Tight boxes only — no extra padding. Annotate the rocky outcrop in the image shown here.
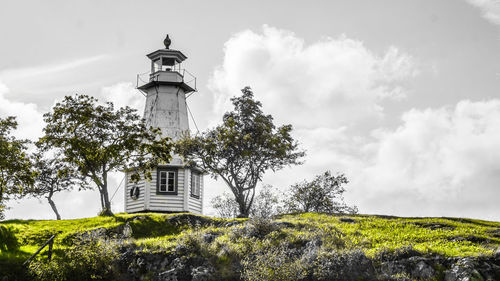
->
[377,254,500,281]
[114,244,500,281]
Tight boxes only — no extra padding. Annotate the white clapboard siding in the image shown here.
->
[124,172,146,213]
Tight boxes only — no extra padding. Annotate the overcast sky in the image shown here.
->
[2,0,499,221]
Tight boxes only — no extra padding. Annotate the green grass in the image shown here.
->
[277,213,500,257]
[1,212,500,266]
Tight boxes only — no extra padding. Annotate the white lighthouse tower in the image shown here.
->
[124,35,203,214]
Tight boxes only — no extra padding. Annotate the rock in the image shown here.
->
[380,260,407,277]
[494,249,500,259]
[175,244,189,255]
[339,218,356,223]
[202,233,217,243]
[412,260,435,279]
[314,250,376,281]
[302,239,322,263]
[223,220,241,227]
[450,236,491,244]
[121,222,133,238]
[191,265,215,281]
[445,258,484,281]
[158,268,177,281]
[272,221,294,228]
[78,227,108,241]
[167,214,215,227]
[413,222,456,231]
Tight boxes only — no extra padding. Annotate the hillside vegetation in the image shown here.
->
[1,213,500,280]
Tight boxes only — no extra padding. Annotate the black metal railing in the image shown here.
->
[23,234,56,265]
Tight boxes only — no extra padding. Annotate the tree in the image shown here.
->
[0,116,34,220]
[177,87,304,217]
[211,184,281,219]
[27,152,85,220]
[250,184,280,219]
[283,171,358,214]
[39,95,173,215]
[210,192,239,219]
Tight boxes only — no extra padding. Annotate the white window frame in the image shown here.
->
[157,168,177,194]
[191,172,201,198]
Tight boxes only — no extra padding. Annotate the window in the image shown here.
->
[191,171,201,198]
[157,168,177,194]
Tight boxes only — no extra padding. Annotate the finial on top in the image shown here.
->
[164,34,171,49]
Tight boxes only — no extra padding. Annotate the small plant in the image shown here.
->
[248,217,277,238]
[0,225,19,252]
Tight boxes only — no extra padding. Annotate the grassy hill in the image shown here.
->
[1,213,500,280]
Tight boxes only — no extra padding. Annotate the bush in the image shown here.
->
[0,225,19,252]
[242,244,308,281]
[211,192,239,219]
[250,184,280,219]
[283,171,358,214]
[212,185,282,219]
[28,239,118,281]
[0,203,6,220]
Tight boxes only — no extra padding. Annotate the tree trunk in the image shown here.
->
[102,186,111,212]
[99,172,113,216]
[236,194,249,218]
[47,192,61,220]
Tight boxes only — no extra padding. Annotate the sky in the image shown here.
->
[1,0,499,221]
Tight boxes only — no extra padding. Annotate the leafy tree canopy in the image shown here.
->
[26,151,87,220]
[284,171,358,214]
[39,95,173,215]
[177,87,305,217]
[0,116,34,219]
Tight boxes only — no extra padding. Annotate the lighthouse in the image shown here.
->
[124,35,203,214]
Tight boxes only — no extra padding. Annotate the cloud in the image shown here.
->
[100,82,145,113]
[466,0,500,25]
[209,25,417,129]
[0,55,109,82]
[351,99,500,220]
[0,81,44,141]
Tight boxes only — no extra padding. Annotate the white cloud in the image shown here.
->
[0,81,43,141]
[101,82,145,113]
[351,99,500,220]
[209,25,417,129]
[466,0,500,25]
[0,55,109,82]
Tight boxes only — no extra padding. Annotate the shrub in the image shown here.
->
[242,244,308,281]
[250,184,281,219]
[0,203,6,220]
[211,192,239,219]
[0,225,19,252]
[28,239,118,281]
[283,171,358,214]
[212,185,282,219]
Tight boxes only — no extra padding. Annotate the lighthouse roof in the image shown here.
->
[146,49,187,63]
